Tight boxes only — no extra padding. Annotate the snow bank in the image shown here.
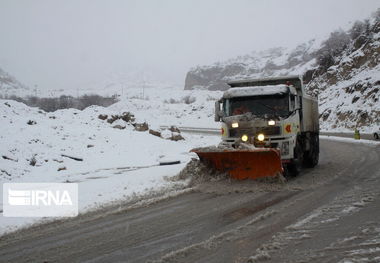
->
[108,86,222,129]
[0,98,221,235]
[320,135,380,146]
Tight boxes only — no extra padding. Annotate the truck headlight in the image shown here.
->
[281,141,289,155]
[257,133,265,141]
[241,134,248,142]
[232,122,239,128]
[268,120,276,126]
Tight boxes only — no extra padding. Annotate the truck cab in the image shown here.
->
[215,75,319,175]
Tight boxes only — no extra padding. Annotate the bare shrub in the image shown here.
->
[182,95,196,104]
[164,98,180,104]
[29,156,37,166]
[316,29,350,71]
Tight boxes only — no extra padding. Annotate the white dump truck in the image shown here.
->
[193,75,319,179]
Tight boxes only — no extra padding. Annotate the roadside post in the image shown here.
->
[354,129,361,140]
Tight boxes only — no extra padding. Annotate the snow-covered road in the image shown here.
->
[1,139,379,263]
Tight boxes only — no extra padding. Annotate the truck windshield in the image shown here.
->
[226,94,289,117]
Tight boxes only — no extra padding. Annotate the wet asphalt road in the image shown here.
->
[0,139,379,263]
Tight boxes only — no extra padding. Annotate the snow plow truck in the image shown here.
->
[192,75,319,180]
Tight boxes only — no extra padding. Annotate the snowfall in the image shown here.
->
[0,85,378,236]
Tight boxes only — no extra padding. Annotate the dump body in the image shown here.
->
[301,97,319,132]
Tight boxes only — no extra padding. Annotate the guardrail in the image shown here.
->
[160,126,220,135]
[320,132,374,141]
[160,126,377,141]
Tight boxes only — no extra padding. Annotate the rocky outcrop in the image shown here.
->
[184,44,318,91]
[306,13,380,131]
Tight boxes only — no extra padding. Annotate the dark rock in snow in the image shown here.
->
[113,124,126,130]
[170,134,185,141]
[149,129,161,137]
[121,112,135,123]
[27,120,37,125]
[107,115,119,124]
[98,114,108,120]
[134,122,149,132]
[169,126,181,133]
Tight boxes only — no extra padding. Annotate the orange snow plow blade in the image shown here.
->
[191,149,283,180]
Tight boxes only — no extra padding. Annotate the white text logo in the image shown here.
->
[3,183,78,217]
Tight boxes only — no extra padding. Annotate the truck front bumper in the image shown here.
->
[221,135,296,159]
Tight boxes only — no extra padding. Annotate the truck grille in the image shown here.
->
[256,126,281,136]
[229,128,252,137]
[229,126,281,137]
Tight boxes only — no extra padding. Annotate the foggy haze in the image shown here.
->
[0,0,379,91]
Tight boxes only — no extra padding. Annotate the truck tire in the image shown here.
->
[374,133,379,140]
[303,134,319,168]
[287,140,303,176]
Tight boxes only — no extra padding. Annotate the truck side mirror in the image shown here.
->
[292,95,301,111]
[214,100,223,122]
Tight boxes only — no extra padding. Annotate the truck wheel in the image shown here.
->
[374,133,379,140]
[287,142,303,176]
[304,135,319,168]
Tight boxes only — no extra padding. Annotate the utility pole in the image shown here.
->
[142,81,145,100]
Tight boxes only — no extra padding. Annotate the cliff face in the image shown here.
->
[184,11,380,131]
[307,15,380,131]
[184,43,319,91]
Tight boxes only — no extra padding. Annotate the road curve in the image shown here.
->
[0,139,379,263]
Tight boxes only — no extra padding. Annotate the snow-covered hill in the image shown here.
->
[0,67,29,95]
[307,17,380,132]
[0,85,223,182]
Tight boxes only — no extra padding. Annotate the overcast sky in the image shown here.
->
[0,0,379,90]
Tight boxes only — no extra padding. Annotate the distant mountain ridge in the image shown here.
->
[184,39,320,91]
[0,67,29,95]
[184,10,380,131]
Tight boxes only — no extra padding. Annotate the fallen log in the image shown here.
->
[61,154,83,161]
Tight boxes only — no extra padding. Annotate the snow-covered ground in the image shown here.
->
[0,86,223,235]
[1,85,378,236]
[108,86,222,129]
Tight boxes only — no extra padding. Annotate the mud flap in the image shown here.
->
[191,149,283,180]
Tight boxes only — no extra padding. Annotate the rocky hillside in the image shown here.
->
[184,40,320,91]
[307,15,380,131]
[0,67,29,96]
[185,10,380,132]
